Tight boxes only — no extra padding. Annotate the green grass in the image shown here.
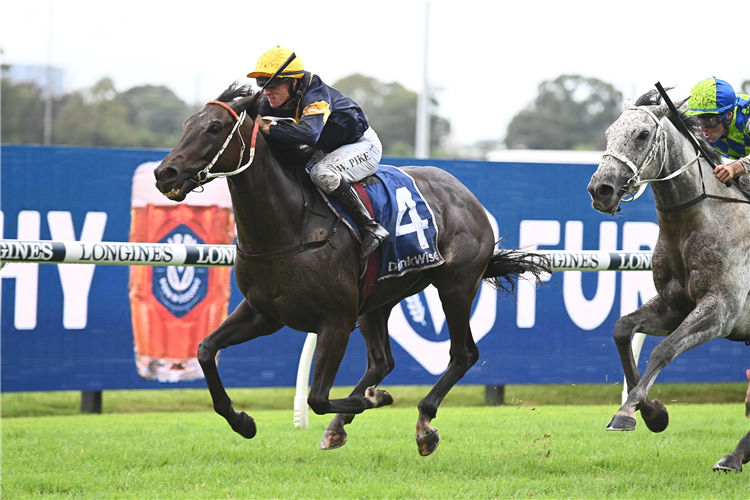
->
[2,404,749,499]
[2,383,747,418]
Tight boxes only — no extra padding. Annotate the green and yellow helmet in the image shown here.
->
[247,46,304,87]
[685,77,737,116]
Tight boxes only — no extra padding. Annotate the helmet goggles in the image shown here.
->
[696,113,725,129]
[256,76,293,89]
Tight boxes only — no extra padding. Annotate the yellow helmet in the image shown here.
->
[247,46,305,86]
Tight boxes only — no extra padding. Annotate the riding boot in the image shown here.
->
[332,181,389,260]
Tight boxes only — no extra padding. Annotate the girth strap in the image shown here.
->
[235,168,343,261]
[235,232,337,261]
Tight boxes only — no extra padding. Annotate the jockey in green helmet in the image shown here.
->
[685,77,750,185]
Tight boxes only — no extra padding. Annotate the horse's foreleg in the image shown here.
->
[306,321,388,417]
[608,295,682,432]
[610,295,729,433]
[198,299,281,439]
[321,306,395,450]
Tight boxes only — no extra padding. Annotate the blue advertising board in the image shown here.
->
[1,145,748,392]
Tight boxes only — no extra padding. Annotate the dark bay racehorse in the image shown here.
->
[587,89,750,471]
[153,83,548,456]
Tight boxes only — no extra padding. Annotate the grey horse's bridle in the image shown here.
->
[602,106,699,202]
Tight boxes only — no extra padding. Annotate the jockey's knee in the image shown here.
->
[310,164,342,194]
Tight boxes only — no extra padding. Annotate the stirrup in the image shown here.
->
[360,225,389,260]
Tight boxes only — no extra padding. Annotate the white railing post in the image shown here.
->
[293,332,317,428]
[623,332,647,404]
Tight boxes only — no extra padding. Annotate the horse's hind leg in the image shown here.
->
[320,305,396,450]
[714,372,750,472]
[714,430,750,472]
[198,299,282,439]
[415,280,481,456]
[607,295,682,432]
[306,317,395,417]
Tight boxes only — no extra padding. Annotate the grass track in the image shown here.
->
[2,383,747,418]
[2,403,749,499]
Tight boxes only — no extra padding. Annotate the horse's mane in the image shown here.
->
[215,82,320,169]
[215,81,255,103]
[634,88,724,166]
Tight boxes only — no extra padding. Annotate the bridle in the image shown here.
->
[192,100,260,185]
[604,105,750,213]
[189,99,343,262]
[602,106,700,203]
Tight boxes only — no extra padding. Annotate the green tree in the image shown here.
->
[1,78,46,144]
[117,85,194,148]
[332,73,450,157]
[54,78,136,147]
[52,78,194,148]
[0,51,39,142]
[505,75,623,150]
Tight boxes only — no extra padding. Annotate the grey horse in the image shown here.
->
[587,89,750,471]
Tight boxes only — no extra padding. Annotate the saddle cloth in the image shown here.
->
[320,165,444,282]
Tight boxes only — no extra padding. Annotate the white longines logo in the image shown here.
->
[388,208,499,375]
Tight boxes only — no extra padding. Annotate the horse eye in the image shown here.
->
[207,122,222,135]
[636,130,650,141]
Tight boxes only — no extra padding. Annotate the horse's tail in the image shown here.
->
[482,248,551,297]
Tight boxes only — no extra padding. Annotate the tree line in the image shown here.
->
[8,66,743,155]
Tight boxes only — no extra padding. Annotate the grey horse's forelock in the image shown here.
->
[634,88,666,107]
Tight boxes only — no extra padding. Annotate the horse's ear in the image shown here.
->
[233,94,260,114]
[623,99,633,110]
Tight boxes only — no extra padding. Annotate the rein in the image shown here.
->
[234,170,344,261]
[200,102,342,261]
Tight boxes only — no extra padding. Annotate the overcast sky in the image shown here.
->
[1,0,748,148]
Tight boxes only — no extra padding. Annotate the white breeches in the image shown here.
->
[309,127,382,194]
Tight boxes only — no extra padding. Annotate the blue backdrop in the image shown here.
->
[2,145,747,392]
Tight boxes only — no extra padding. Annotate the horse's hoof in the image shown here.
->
[365,386,394,408]
[319,429,347,450]
[641,399,669,433]
[416,427,440,456]
[606,414,636,431]
[713,454,743,472]
[231,411,257,439]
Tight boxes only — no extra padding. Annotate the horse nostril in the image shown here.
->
[597,185,614,199]
[158,168,178,182]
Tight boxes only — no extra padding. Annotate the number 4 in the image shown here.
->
[395,187,430,249]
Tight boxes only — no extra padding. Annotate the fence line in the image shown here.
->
[0,239,653,422]
[0,240,653,272]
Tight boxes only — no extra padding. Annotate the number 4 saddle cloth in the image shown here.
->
[320,165,445,282]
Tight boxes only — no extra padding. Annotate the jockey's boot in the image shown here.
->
[333,180,389,260]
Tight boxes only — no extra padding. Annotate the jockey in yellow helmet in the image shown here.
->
[248,46,388,261]
[686,77,750,185]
